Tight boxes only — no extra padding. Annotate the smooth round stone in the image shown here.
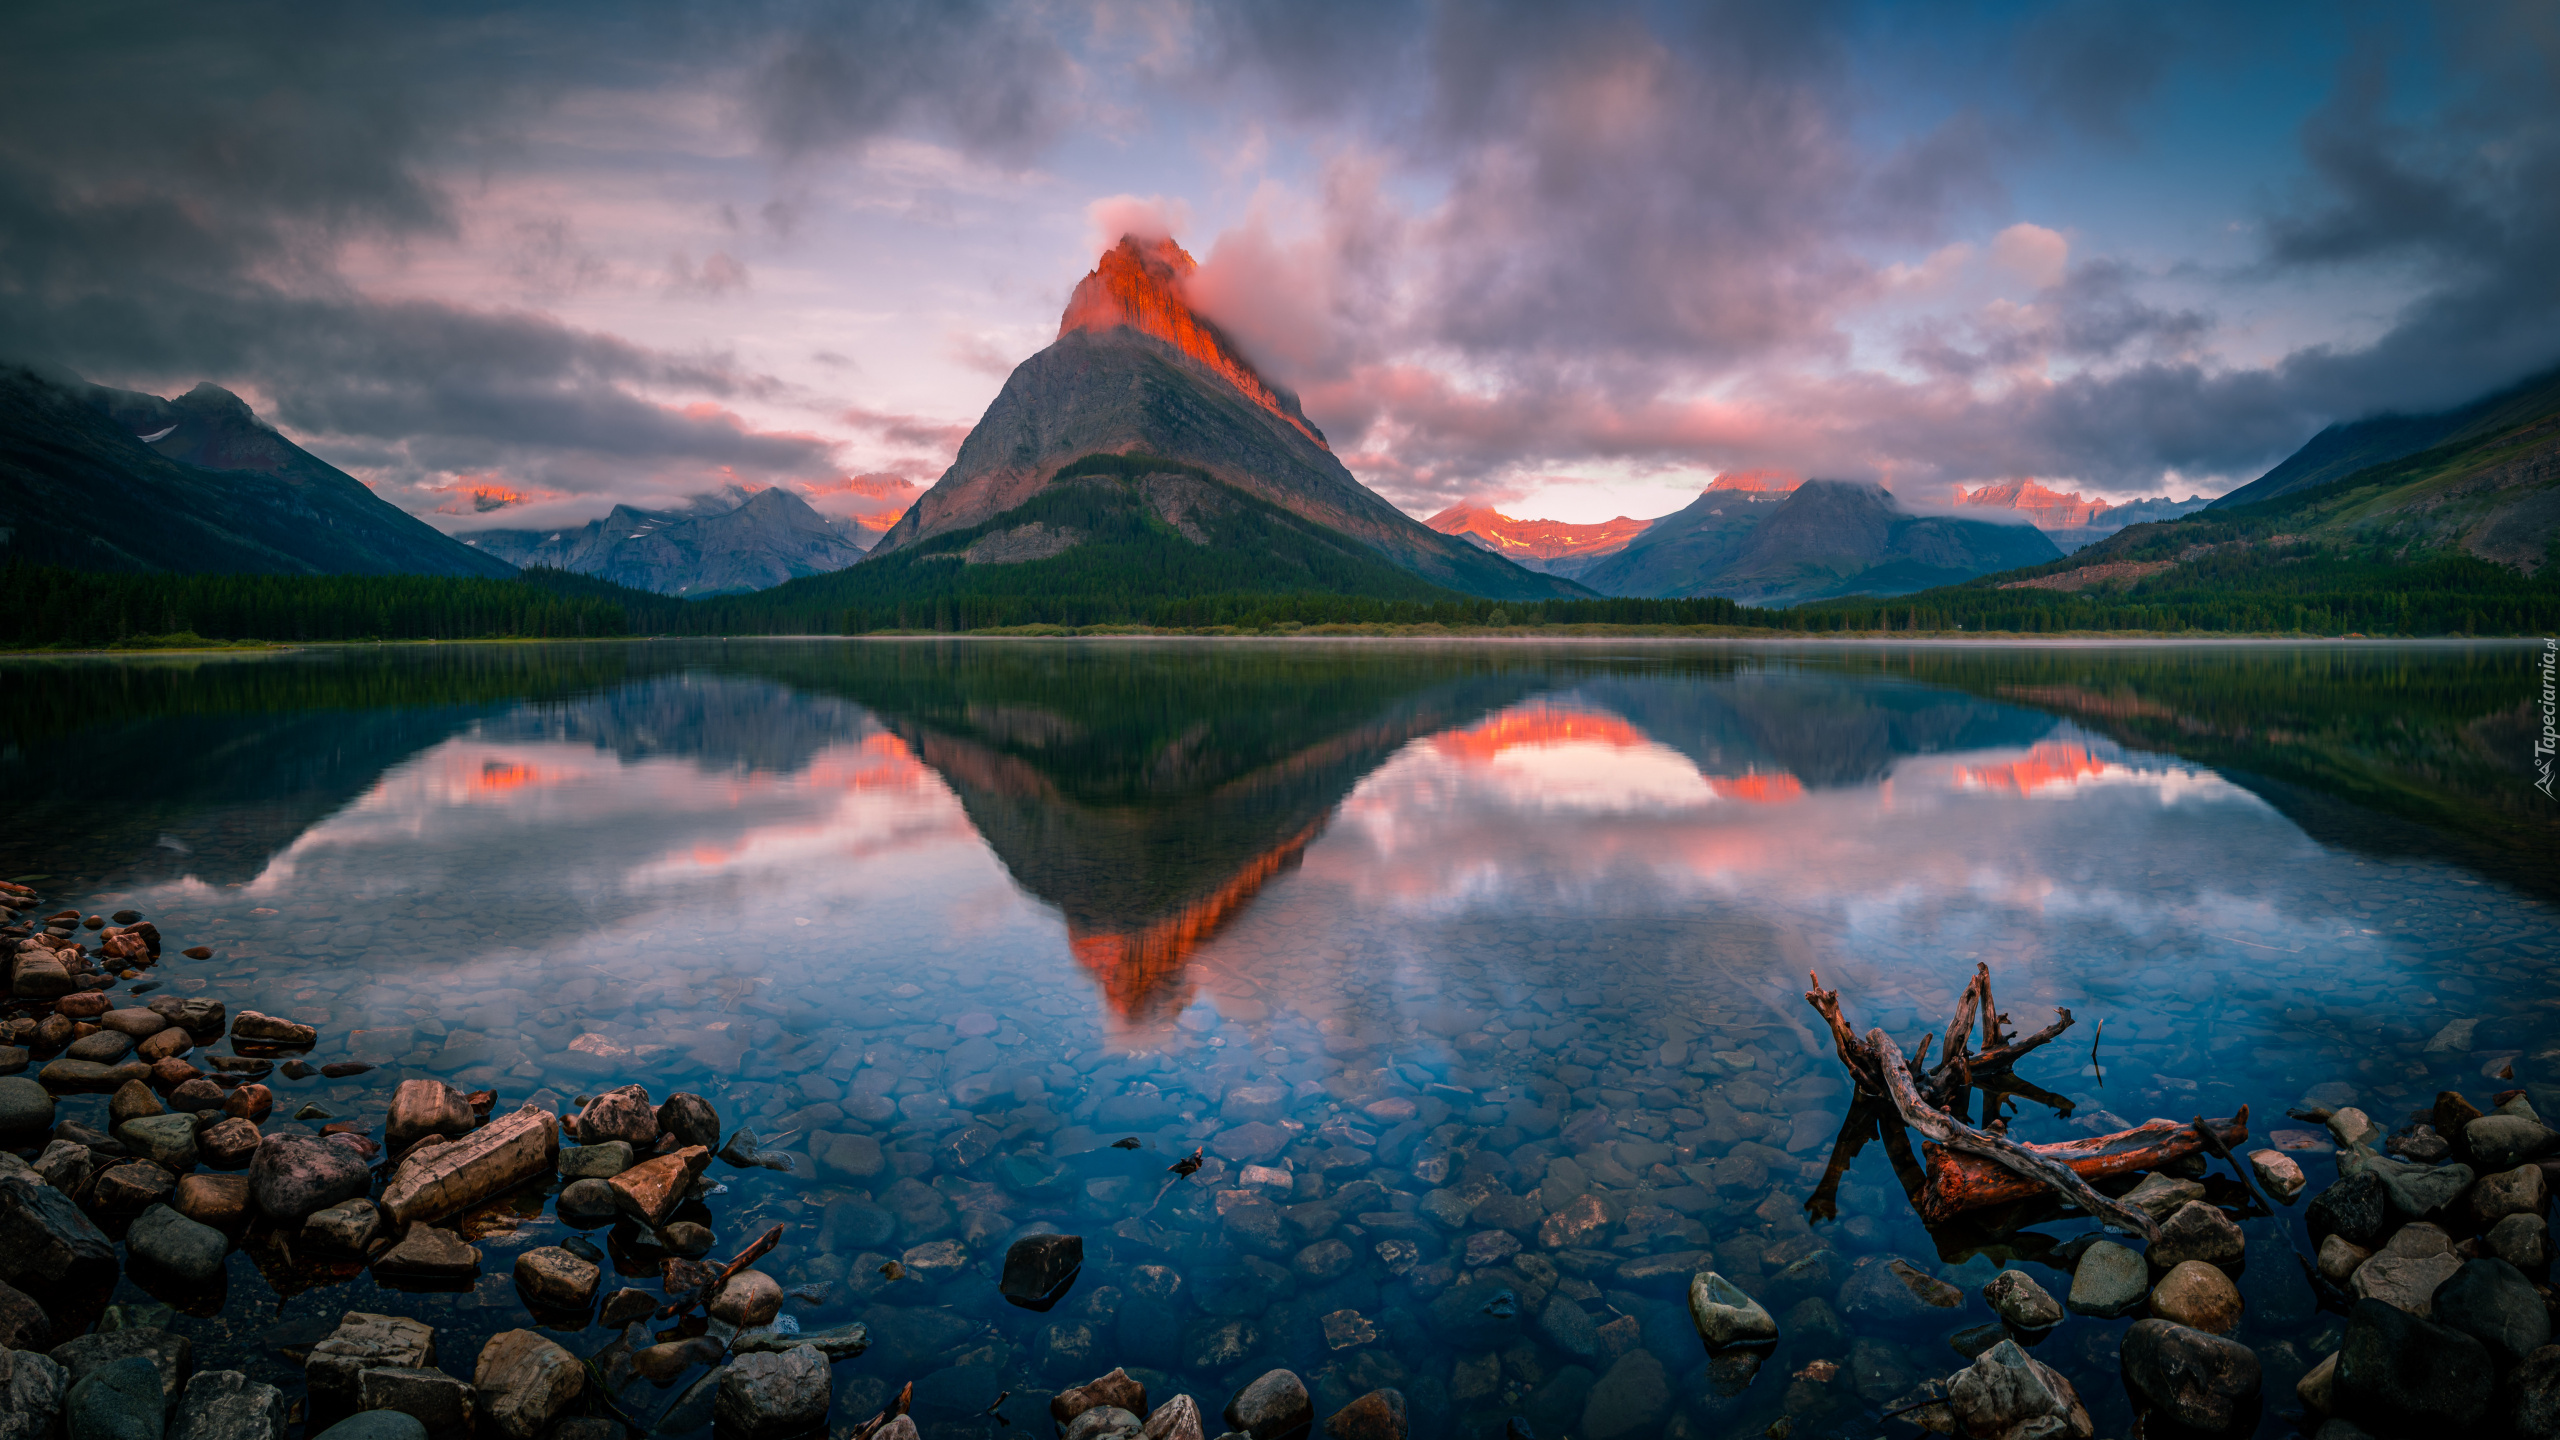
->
[558,1143,634,1180]
[2067,1241,2148,1318]
[66,1355,164,1440]
[0,1076,55,1133]
[312,1415,430,1440]
[558,1179,619,1226]
[709,1269,782,1327]
[2121,1319,2262,1433]
[1688,1270,1777,1349]
[2151,1260,2243,1334]
[127,1202,229,1284]
[660,1222,714,1257]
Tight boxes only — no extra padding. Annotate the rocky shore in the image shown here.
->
[9,874,2560,1438]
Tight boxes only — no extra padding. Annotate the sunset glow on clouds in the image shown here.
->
[4,2,2555,528]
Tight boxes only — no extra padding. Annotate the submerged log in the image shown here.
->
[1916,1109,2250,1225]
[1869,1027,2170,1241]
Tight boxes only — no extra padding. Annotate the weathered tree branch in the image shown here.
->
[1867,1027,2163,1241]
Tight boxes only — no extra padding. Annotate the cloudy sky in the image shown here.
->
[4,1,2554,530]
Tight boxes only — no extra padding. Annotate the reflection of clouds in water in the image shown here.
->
[155,730,1019,953]
[1311,699,2333,971]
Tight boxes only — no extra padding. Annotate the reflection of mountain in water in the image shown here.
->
[1566,671,2060,787]
[816,645,1562,1018]
[478,675,880,775]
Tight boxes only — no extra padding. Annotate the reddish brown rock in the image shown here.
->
[137,1028,192,1062]
[54,993,112,1020]
[223,1083,273,1123]
[380,1104,560,1226]
[607,1145,711,1230]
[98,1009,167,1039]
[173,1173,251,1227]
[387,1079,476,1151]
[168,1078,227,1113]
[572,1086,657,1148]
[199,1118,261,1170]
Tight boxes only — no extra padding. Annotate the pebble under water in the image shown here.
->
[2,637,2556,1439]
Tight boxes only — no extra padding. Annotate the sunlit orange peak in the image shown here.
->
[1709,772,1804,804]
[1429,702,1653,763]
[1068,822,1322,1023]
[473,760,540,793]
[1705,471,1803,495]
[1058,234,1328,450]
[1959,742,2110,795]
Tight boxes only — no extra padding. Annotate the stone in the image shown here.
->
[2120,1319,2260,1433]
[709,1269,783,1327]
[556,1142,632,1179]
[97,1010,165,1040]
[1055,1369,1150,1427]
[308,1418,424,1440]
[2122,1172,2206,1220]
[305,1313,435,1406]
[2471,1115,2560,1171]
[110,1079,163,1127]
[733,1322,868,1360]
[1002,1232,1084,1309]
[221,1087,270,1124]
[384,1080,474,1151]
[2475,1163,2550,1226]
[67,1031,134,1064]
[136,1031,193,1064]
[0,1348,70,1440]
[1578,1352,1670,1440]
[2381,1220,2453,1258]
[40,1060,152,1093]
[2067,1240,2146,1318]
[2432,1256,2550,1367]
[1948,1339,2091,1440]
[246,1134,367,1221]
[91,1160,176,1211]
[658,1221,712,1256]
[2150,1201,2245,1269]
[171,1175,248,1229]
[228,1013,315,1047]
[472,1331,583,1440]
[1067,1410,1142,1440]
[513,1247,599,1313]
[6,950,73,1002]
[1224,1369,1313,1439]
[2351,1252,2463,1315]
[165,1080,225,1115]
[0,1174,116,1286]
[2317,1234,2372,1286]
[572,1086,656,1148]
[379,1104,559,1226]
[2363,1154,2476,1220]
[373,1226,480,1282]
[2513,1345,2560,1440]
[605,1144,708,1230]
[2297,1350,2337,1413]
[1325,1389,1407,1440]
[1687,1270,1777,1348]
[302,1199,379,1253]
[65,1355,163,1440]
[0,1077,53,1133]
[2150,1260,2243,1334]
[197,1119,258,1171]
[1982,1270,2064,1330]
[116,1114,199,1172]
[170,1370,287,1440]
[1142,1395,1205,1440]
[1295,1239,1355,1281]
[356,1367,473,1434]
[2336,1296,2493,1429]
[2308,1171,2390,1247]
[713,1345,829,1439]
[2249,1149,2306,1203]
[656,1093,721,1150]
[556,1178,617,1225]
[128,1203,228,1284]
[52,1327,192,1411]
[2329,1107,2383,1148]
[2492,1211,2551,1268]
[0,1278,45,1350]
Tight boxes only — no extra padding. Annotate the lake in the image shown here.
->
[4,637,2556,1439]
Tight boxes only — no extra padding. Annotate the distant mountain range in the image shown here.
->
[1,365,512,576]
[1950,480,2209,552]
[1424,503,1650,577]
[461,486,871,596]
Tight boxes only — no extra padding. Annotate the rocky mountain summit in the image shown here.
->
[867,234,1580,602]
[464,487,869,597]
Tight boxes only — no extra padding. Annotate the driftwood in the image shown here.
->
[1868,1028,2166,1241]
[1915,1110,2249,1225]
[1808,966,2074,1113]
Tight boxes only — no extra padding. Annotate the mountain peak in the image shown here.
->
[1058,234,1328,450]
[1425,501,1650,562]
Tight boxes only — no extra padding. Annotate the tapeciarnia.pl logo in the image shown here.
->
[2538,637,2557,799]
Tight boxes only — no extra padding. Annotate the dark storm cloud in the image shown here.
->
[0,0,1079,491]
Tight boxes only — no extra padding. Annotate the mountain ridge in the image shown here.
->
[462,486,870,596]
[0,365,514,577]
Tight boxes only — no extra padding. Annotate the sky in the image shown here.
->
[3,1,2556,530]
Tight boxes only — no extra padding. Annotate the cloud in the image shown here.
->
[1991,224,2070,289]
[1086,194,1192,253]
